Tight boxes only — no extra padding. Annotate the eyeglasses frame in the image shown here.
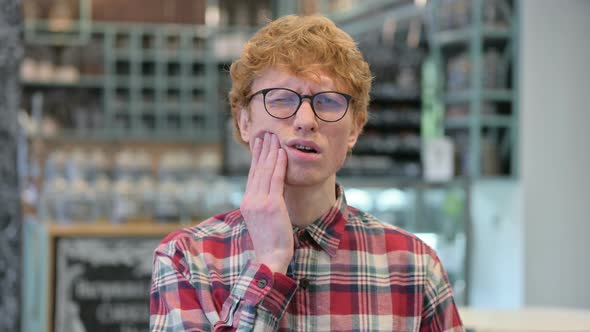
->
[247,87,353,123]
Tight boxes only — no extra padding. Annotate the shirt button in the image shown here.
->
[300,278,310,289]
[256,279,268,288]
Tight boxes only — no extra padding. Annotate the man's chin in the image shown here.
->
[284,170,335,188]
[284,171,317,187]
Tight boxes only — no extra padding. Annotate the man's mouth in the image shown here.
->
[293,144,318,153]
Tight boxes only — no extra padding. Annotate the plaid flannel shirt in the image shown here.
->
[150,184,464,331]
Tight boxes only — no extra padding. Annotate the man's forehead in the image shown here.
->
[253,66,348,92]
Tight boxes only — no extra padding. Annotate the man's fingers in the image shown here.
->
[259,132,271,163]
[270,147,287,195]
[250,132,271,192]
[245,136,262,191]
[266,133,279,163]
[258,133,279,193]
[246,132,284,196]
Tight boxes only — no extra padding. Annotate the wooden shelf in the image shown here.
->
[46,221,194,237]
[445,114,513,129]
[433,26,510,46]
[444,89,513,104]
[21,76,104,88]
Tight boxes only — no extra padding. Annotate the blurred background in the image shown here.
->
[0,0,589,331]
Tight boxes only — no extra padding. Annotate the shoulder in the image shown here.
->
[155,209,245,256]
[345,205,438,258]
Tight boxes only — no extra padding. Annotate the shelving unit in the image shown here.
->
[23,0,92,46]
[432,26,510,46]
[427,0,519,178]
[323,2,428,178]
[22,21,228,142]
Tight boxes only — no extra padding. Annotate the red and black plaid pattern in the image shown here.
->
[150,184,464,331]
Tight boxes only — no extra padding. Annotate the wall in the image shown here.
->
[520,0,590,308]
[469,180,523,308]
[0,0,23,330]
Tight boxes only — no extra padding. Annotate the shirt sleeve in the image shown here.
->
[216,261,298,331]
[419,253,465,332]
[150,235,298,332]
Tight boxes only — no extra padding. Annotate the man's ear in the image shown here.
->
[237,107,251,143]
[347,115,363,150]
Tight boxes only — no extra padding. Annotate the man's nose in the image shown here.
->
[293,99,318,131]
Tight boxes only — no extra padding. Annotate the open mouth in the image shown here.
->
[293,144,318,154]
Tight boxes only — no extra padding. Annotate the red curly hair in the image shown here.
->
[228,15,372,144]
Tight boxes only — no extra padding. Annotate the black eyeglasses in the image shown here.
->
[247,87,352,122]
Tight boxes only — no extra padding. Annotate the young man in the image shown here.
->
[150,15,464,331]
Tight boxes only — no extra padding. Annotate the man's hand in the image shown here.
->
[240,132,293,275]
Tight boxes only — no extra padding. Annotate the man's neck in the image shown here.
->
[283,178,337,228]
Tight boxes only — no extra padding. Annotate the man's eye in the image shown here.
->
[269,97,296,104]
[315,96,343,108]
[317,97,335,104]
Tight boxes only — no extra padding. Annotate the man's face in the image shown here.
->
[238,67,361,187]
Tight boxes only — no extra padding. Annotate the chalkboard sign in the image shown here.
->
[54,236,161,332]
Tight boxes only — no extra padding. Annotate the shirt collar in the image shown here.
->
[295,183,348,257]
